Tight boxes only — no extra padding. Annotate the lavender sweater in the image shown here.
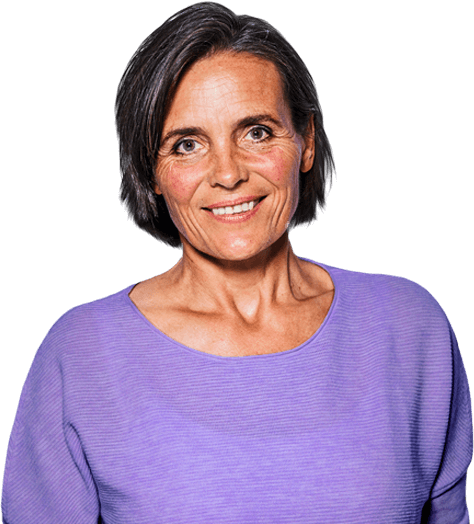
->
[2,262,472,523]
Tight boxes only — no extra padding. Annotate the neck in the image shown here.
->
[170,232,312,322]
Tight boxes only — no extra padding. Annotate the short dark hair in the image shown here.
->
[115,2,334,247]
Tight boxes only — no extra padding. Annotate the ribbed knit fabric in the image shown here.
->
[2,261,472,523]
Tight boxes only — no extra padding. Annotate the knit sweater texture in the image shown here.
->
[2,262,472,523]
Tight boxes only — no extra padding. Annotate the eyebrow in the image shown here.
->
[160,114,285,147]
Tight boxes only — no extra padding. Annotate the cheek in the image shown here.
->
[248,147,300,185]
[162,164,202,204]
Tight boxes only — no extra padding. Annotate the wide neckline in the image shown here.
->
[123,259,339,362]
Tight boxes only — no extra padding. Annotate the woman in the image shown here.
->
[2,2,471,523]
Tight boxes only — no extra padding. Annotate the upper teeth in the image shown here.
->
[211,200,256,216]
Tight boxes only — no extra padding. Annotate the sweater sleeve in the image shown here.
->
[1,329,100,523]
[422,325,473,524]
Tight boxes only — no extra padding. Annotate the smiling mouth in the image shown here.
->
[205,197,265,216]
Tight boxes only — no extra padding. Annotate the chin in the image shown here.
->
[192,243,257,263]
[217,251,258,262]
[211,237,281,263]
[183,230,287,263]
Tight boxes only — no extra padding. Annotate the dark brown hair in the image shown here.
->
[116,2,334,247]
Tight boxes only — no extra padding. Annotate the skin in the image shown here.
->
[129,52,334,357]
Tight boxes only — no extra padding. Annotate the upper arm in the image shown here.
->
[2,333,100,523]
[421,473,469,524]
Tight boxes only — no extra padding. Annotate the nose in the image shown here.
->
[208,145,249,189]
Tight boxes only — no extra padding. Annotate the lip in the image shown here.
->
[204,195,264,210]
[204,197,264,223]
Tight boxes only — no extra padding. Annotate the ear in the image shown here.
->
[154,182,162,196]
[300,115,316,173]
[153,173,162,195]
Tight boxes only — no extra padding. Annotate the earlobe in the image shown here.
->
[301,148,314,173]
[154,180,162,195]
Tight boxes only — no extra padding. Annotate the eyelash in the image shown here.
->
[245,126,272,142]
[171,125,273,156]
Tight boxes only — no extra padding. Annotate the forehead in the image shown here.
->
[163,52,291,129]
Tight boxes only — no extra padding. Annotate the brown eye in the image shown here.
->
[246,126,270,142]
[175,139,202,155]
[183,140,195,151]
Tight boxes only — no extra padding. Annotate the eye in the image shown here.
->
[245,126,271,142]
[174,138,202,155]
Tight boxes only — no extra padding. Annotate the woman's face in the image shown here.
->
[155,52,314,261]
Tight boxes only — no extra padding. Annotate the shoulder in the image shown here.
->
[37,285,138,362]
[52,285,135,333]
[304,259,440,309]
[316,261,455,364]
[322,262,448,325]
